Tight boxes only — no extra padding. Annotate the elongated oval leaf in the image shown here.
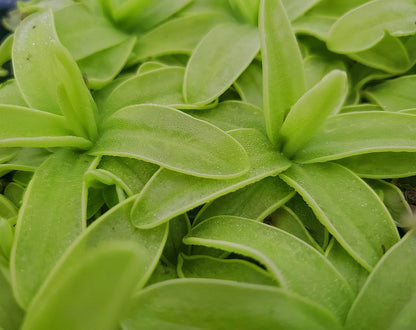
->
[294,112,416,163]
[325,239,369,294]
[11,150,94,308]
[0,269,24,329]
[280,70,347,158]
[122,279,342,329]
[54,3,128,60]
[195,176,294,224]
[22,242,146,330]
[0,148,51,177]
[90,104,249,179]
[364,75,416,111]
[0,79,27,107]
[184,23,260,105]
[259,0,306,145]
[234,61,263,108]
[184,217,354,319]
[304,55,347,90]
[0,105,91,149]
[280,162,399,271]
[282,0,322,21]
[13,10,98,140]
[178,254,278,286]
[103,67,186,115]
[336,152,416,179]
[327,0,416,53]
[131,129,291,228]
[345,231,416,329]
[186,100,266,133]
[129,12,231,64]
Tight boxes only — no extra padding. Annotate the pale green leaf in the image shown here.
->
[4,182,25,208]
[282,0,322,21]
[336,152,416,179]
[54,3,128,60]
[22,242,146,330]
[122,279,343,329]
[259,0,306,145]
[0,35,13,77]
[295,112,416,163]
[78,37,136,90]
[11,150,94,308]
[90,104,249,179]
[13,10,98,140]
[99,0,151,30]
[186,100,266,133]
[184,23,260,105]
[366,179,413,226]
[131,129,291,228]
[97,156,158,195]
[0,80,27,107]
[0,148,50,177]
[128,12,230,64]
[162,215,190,265]
[0,269,23,330]
[303,55,347,90]
[103,67,186,115]
[234,61,263,108]
[195,176,294,224]
[280,70,347,158]
[184,217,354,319]
[228,0,260,25]
[364,75,416,111]
[325,239,368,294]
[0,194,17,220]
[268,206,322,251]
[280,162,399,270]
[178,254,278,286]
[348,33,412,74]
[327,0,416,53]
[0,105,92,149]
[136,61,166,75]
[345,231,416,330]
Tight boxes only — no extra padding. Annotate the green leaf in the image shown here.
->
[102,67,186,115]
[0,35,13,77]
[136,61,166,74]
[13,10,98,140]
[303,55,346,90]
[122,279,343,329]
[11,150,94,308]
[178,254,278,286]
[259,0,306,145]
[348,33,412,74]
[90,104,249,178]
[4,182,25,208]
[128,12,230,64]
[0,194,17,220]
[162,215,190,265]
[293,15,337,41]
[325,239,369,294]
[97,156,158,195]
[27,197,167,308]
[0,148,50,177]
[336,152,416,179]
[282,0,322,21]
[184,23,260,105]
[280,162,399,270]
[22,242,146,330]
[0,80,27,107]
[184,217,354,319]
[364,75,416,111]
[327,0,416,53]
[132,0,193,31]
[366,179,413,226]
[0,105,92,149]
[99,0,151,30]
[78,37,136,90]
[195,176,294,224]
[228,0,260,25]
[234,61,263,108]
[0,218,14,262]
[345,231,416,329]
[186,100,266,133]
[280,70,347,158]
[131,129,291,228]
[54,3,128,60]
[286,194,329,248]
[294,112,416,163]
[268,206,322,251]
[0,269,24,330]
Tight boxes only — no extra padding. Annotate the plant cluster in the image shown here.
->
[1,0,416,329]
